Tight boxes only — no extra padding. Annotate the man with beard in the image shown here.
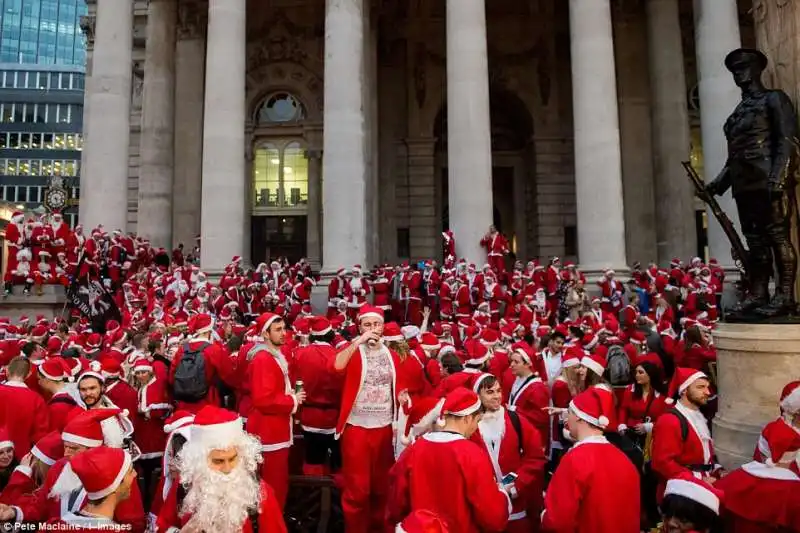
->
[156,405,287,533]
[47,446,137,531]
[651,368,722,501]
[76,370,136,450]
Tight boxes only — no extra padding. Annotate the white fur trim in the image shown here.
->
[569,401,609,429]
[61,432,103,448]
[49,462,82,498]
[38,366,64,382]
[14,464,32,478]
[78,371,105,384]
[396,526,406,533]
[679,371,708,394]
[311,326,332,336]
[664,478,720,515]
[472,373,495,393]
[259,315,279,335]
[358,311,383,323]
[422,431,465,443]
[0,440,13,450]
[513,348,531,366]
[742,460,800,481]
[383,334,404,342]
[582,357,604,377]
[87,451,132,500]
[163,416,194,434]
[465,354,490,366]
[191,417,243,447]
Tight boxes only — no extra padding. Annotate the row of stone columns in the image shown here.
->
[80,0,742,274]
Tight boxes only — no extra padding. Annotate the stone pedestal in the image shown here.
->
[712,323,800,469]
[0,285,67,322]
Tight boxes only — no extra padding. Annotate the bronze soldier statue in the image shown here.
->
[706,48,799,318]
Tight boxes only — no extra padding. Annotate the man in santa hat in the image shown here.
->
[754,380,800,462]
[597,269,625,315]
[505,343,551,448]
[293,316,343,476]
[541,388,640,532]
[46,446,137,531]
[387,388,511,533]
[658,474,722,533]
[75,369,136,451]
[333,305,408,533]
[651,368,721,500]
[245,312,305,509]
[155,405,287,533]
[37,357,82,432]
[0,356,49,458]
[472,373,546,532]
[169,312,237,413]
[716,418,800,532]
[4,211,26,295]
[480,224,510,280]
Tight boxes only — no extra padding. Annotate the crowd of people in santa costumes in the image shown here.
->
[0,217,797,532]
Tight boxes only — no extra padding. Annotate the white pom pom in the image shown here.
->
[435,417,446,428]
[665,398,675,405]
[400,434,411,445]
[598,415,609,428]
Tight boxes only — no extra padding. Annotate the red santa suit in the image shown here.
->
[471,408,547,532]
[46,387,82,433]
[4,213,25,285]
[345,274,370,318]
[372,272,392,312]
[439,280,455,321]
[327,272,346,319]
[387,431,511,533]
[156,479,288,533]
[541,435,640,533]
[423,267,441,320]
[404,270,424,326]
[454,283,471,319]
[292,338,343,474]
[481,232,510,276]
[0,379,49,459]
[597,275,625,314]
[651,401,717,500]
[246,340,297,509]
[335,341,406,533]
[503,373,551,452]
[134,375,171,460]
[168,337,237,414]
[715,461,800,533]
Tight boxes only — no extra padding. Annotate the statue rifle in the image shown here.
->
[681,161,752,280]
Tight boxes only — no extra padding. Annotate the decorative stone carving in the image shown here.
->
[246,62,324,121]
[79,15,96,48]
[177,0,208,41]
[131,60,145,111]
[247,11,320,75]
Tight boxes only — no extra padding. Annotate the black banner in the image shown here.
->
[66,252,121,333]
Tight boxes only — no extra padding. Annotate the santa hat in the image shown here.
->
[31,431,64,466]
[479,329,499,347]
[358,305,384,323]
[756,419,800,466]
[310,316,332,337]
[77,366,105,385]
[464,342,489,367]
[62,409,123,448]
[161,410,195,496]
[255,312,282,335]
[582,353,606,377]
[86,333,102,350]
[132,358,153,373]
[561,349,582,369]
[188,313,214,335]
[470,372,495,394]
[569,388,609,429]
[441,388,482,418]
[30,325,48,342]
[38,357,68,381]
[511,341,534,366]
[401,325,420,341]
[50,446,132,501]
[0,427,12,450]
[420,333,440,351]
[664,473,722,515]
[398,396,446,444]
[396,510,449,533]
[98,357,123,379]
[191,406,243,448]
[383,322,404,342]
[780,381,800,416]
[666,367,708,405]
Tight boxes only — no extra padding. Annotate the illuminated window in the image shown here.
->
[256,93,306,124]
[252,141,309,209]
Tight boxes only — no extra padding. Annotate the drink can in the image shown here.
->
[295,380,304,393]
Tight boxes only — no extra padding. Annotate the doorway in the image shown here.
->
[251,216,308,265]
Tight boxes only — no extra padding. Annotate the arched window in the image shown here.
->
[256,93,306,125]
[253,140,308,209]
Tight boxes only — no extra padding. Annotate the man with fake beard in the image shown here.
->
[156,405,287,533]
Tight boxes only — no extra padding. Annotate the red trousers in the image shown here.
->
[340,424,394,533]
[260,447,290,509]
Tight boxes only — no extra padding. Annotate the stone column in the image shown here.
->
[569,0,628,272]
[305,149,323,272]
[80,0,133,231]
[138,0,177,249]
[694,0,741,267]
[406,138,437,261]
[199,0,246,273]
[322,0,367,271]
[647,0,697,263]
[445,0,493,265]
[172,0,206,250]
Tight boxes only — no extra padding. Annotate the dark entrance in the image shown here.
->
[251,216,307,264]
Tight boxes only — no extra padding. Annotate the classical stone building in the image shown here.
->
[78,0,755,275]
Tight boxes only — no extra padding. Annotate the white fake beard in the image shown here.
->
[479,407,506,442]
[350,277,361,291]
[178,435,263,533]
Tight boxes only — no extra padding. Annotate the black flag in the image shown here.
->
[66,252,121,333]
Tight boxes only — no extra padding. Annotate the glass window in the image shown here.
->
[0,160,5,175]
[9,133,19,148]
[253,144,280,207]
[282,143,308,207]
[0,133,6,149]
[31,133,41,148]
[257,93,306,124]
[29,187,39,203]
[18,159,29,175]
[20,133,29,148]
[64,160,76,176]
[7,160,17,175]
[16,186,26,202]
[29,160,39,175]
[43,133,53,148]
[54,133,65,147]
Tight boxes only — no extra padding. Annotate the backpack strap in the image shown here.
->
[666,408,689,442]
[507,409,525,456]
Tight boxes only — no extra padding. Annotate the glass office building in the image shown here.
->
[0,0,87,225]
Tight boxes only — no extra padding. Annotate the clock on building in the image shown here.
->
[44,187,68,211]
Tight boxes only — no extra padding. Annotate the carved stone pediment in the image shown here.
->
[246,10,322,76]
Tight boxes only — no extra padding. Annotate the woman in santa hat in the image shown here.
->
[655,474,722,533]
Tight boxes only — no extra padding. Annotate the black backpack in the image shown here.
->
[172,342,211,402]
[606,344,632,386]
